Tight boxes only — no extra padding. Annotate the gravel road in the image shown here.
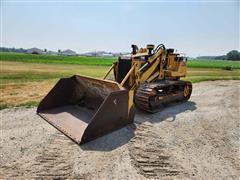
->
[1,80,239,179]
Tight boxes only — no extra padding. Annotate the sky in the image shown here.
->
[1,0,239,57]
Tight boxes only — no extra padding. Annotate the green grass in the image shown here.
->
[0,52,116,66]
[0,104,9,110]
[187,59,240,69]
[17,101,39,108]
[1,52,240,69]
[0,72,63,84]
[184,75,240,83]
[0,61,110,84]
[0,60,240,110]
[0,101,39,110]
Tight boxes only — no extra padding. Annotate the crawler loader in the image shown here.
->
[37,44,192,144]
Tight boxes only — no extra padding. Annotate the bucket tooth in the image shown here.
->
[37,75,134,144]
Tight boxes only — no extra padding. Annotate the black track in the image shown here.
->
[135,80,192,112]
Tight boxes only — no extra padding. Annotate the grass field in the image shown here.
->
[188,59,240,69]
[1,60,239,109]
[0,52,115,66]
[1,52,240,69]
[0,53,239,109]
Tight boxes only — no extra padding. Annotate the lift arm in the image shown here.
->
[138,48,166,83]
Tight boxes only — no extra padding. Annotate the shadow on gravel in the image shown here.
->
[80,124,136,151]
[81,101,196,151]
[135,101,197,124]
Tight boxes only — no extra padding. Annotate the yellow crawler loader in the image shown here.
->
[37,44,192,144]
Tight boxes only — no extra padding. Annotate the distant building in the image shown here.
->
[102,53,113,57]
[27,48,43,54]
[47,50,58,55]
[80,52,94,57]
[79,51,114,57]
[61,49,77,56]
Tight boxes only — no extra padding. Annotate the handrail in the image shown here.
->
[103,64,114,79]
[120,65,135,86]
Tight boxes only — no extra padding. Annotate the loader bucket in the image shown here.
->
[37,75,134,144]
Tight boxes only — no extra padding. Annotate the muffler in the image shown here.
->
[37,75,134,144]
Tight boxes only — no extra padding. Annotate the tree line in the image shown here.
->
[0,47,27,53]
[197,50,240,61]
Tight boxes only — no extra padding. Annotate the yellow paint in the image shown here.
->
[128,89,134,114]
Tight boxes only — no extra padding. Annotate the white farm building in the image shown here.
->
[61,49,77,56]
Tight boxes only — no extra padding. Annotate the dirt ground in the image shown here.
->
[0,80,239,179]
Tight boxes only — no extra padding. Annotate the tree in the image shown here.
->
[226,50,240,61]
